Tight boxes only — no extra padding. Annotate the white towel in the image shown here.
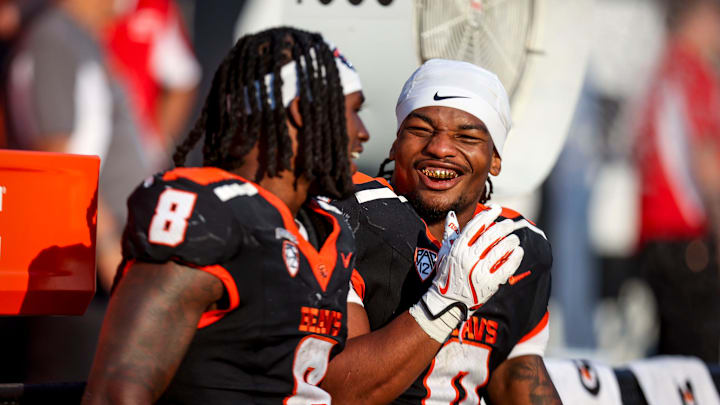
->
[629,356,720,405]
[544,358,623,405]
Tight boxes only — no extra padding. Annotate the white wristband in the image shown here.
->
[409,303,462,343]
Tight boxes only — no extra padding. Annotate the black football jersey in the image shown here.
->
[332,173,552,404]
[119,167,355,405]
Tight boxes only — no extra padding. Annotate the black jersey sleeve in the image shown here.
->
[121,174,246,267]
[332,178,431,330]
[508,223,552,340]
[478,216,552,371]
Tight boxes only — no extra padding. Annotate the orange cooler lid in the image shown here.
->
[0,150,99,315]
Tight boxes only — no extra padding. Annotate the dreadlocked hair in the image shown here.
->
[376,158,394,181]
[480,178,493,204]
[173,27,353,199]
[376,158,494,204]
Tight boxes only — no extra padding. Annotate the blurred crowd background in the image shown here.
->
[0,0,719,385]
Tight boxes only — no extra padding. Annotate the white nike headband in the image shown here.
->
[241,44,362,112]
[395,59,512,157]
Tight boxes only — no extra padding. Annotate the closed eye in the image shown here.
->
[456,133,485,142]
[406,126,433,135]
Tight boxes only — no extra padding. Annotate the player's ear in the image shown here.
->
[388,140,398,161]
[489,148,501,176]
[287,97,303,129]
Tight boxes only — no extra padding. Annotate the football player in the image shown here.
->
[82,28,521,404]
[326,59,561,404]
[83,27,365,404]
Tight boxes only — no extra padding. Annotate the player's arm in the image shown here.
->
[487,355,562,405]
[157,86,197,145]
[96,197,123,292]
[324,206,525,404]
[325,303,443,404]
[486,220,560,405]
[150,5,200,145]
[82,261,223,405]
[346,286,371,339]
[691,136,720,261]
[330,273,435,403]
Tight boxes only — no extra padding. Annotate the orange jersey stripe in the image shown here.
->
[120,260,240,328]
[163,167,241,185]
[474,203,535,224]
[352,171,375,185]
[518,311,549,343]
[352,171,393,190]
[196,264,240,328]
[175,168,342,293]
[351,269,366,301]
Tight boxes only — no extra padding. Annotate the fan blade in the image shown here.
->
[476,18,520,77]
[420,14,467,38]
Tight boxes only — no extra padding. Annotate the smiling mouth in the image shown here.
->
[421,167,459,180]
[351,151,361,160]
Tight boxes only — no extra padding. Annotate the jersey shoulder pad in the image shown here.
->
[497,207,552,272]
[122,167,247,267]
[315,196,355,237]
[496,206,541,235]
[330,196,361,236]
[479,208,552,355]
[314,196,344,217]
[351,175,410,214]
[332,173,403,234]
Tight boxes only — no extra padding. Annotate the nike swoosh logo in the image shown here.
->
[434,91,470,101]
[341,252,353,268]
[509,269,532,285]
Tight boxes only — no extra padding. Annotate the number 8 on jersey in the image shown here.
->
[148,189,198,246]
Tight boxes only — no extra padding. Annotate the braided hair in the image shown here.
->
[173,27,353,199]
[376,158,495,204]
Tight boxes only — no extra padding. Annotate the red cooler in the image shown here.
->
[0,150,99,315]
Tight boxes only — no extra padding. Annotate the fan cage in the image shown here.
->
[415,0,535,99]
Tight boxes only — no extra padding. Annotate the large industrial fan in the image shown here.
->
[235,0,592,197]
[416,0,534,99]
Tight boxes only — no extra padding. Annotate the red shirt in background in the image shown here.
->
[636,40,720,244]
[106,0,200,145]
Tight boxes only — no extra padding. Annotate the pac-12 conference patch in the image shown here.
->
[414,247,437,281]
[283,241,300,277]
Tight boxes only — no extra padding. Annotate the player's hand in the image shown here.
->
[423,209,462,319]
[426,204,524,316]
[410,205,525,342]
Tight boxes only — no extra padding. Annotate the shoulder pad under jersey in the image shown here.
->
[478,206,552,350]
[122,167,249,267]
[496,207,552,275]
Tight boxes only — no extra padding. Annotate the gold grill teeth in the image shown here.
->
[421,168,457,179]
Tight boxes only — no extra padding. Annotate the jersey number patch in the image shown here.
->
[423,341,491,404]
[284,335,336,405]
[148,188,197,246]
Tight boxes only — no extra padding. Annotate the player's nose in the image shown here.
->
[423,132,456,158]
